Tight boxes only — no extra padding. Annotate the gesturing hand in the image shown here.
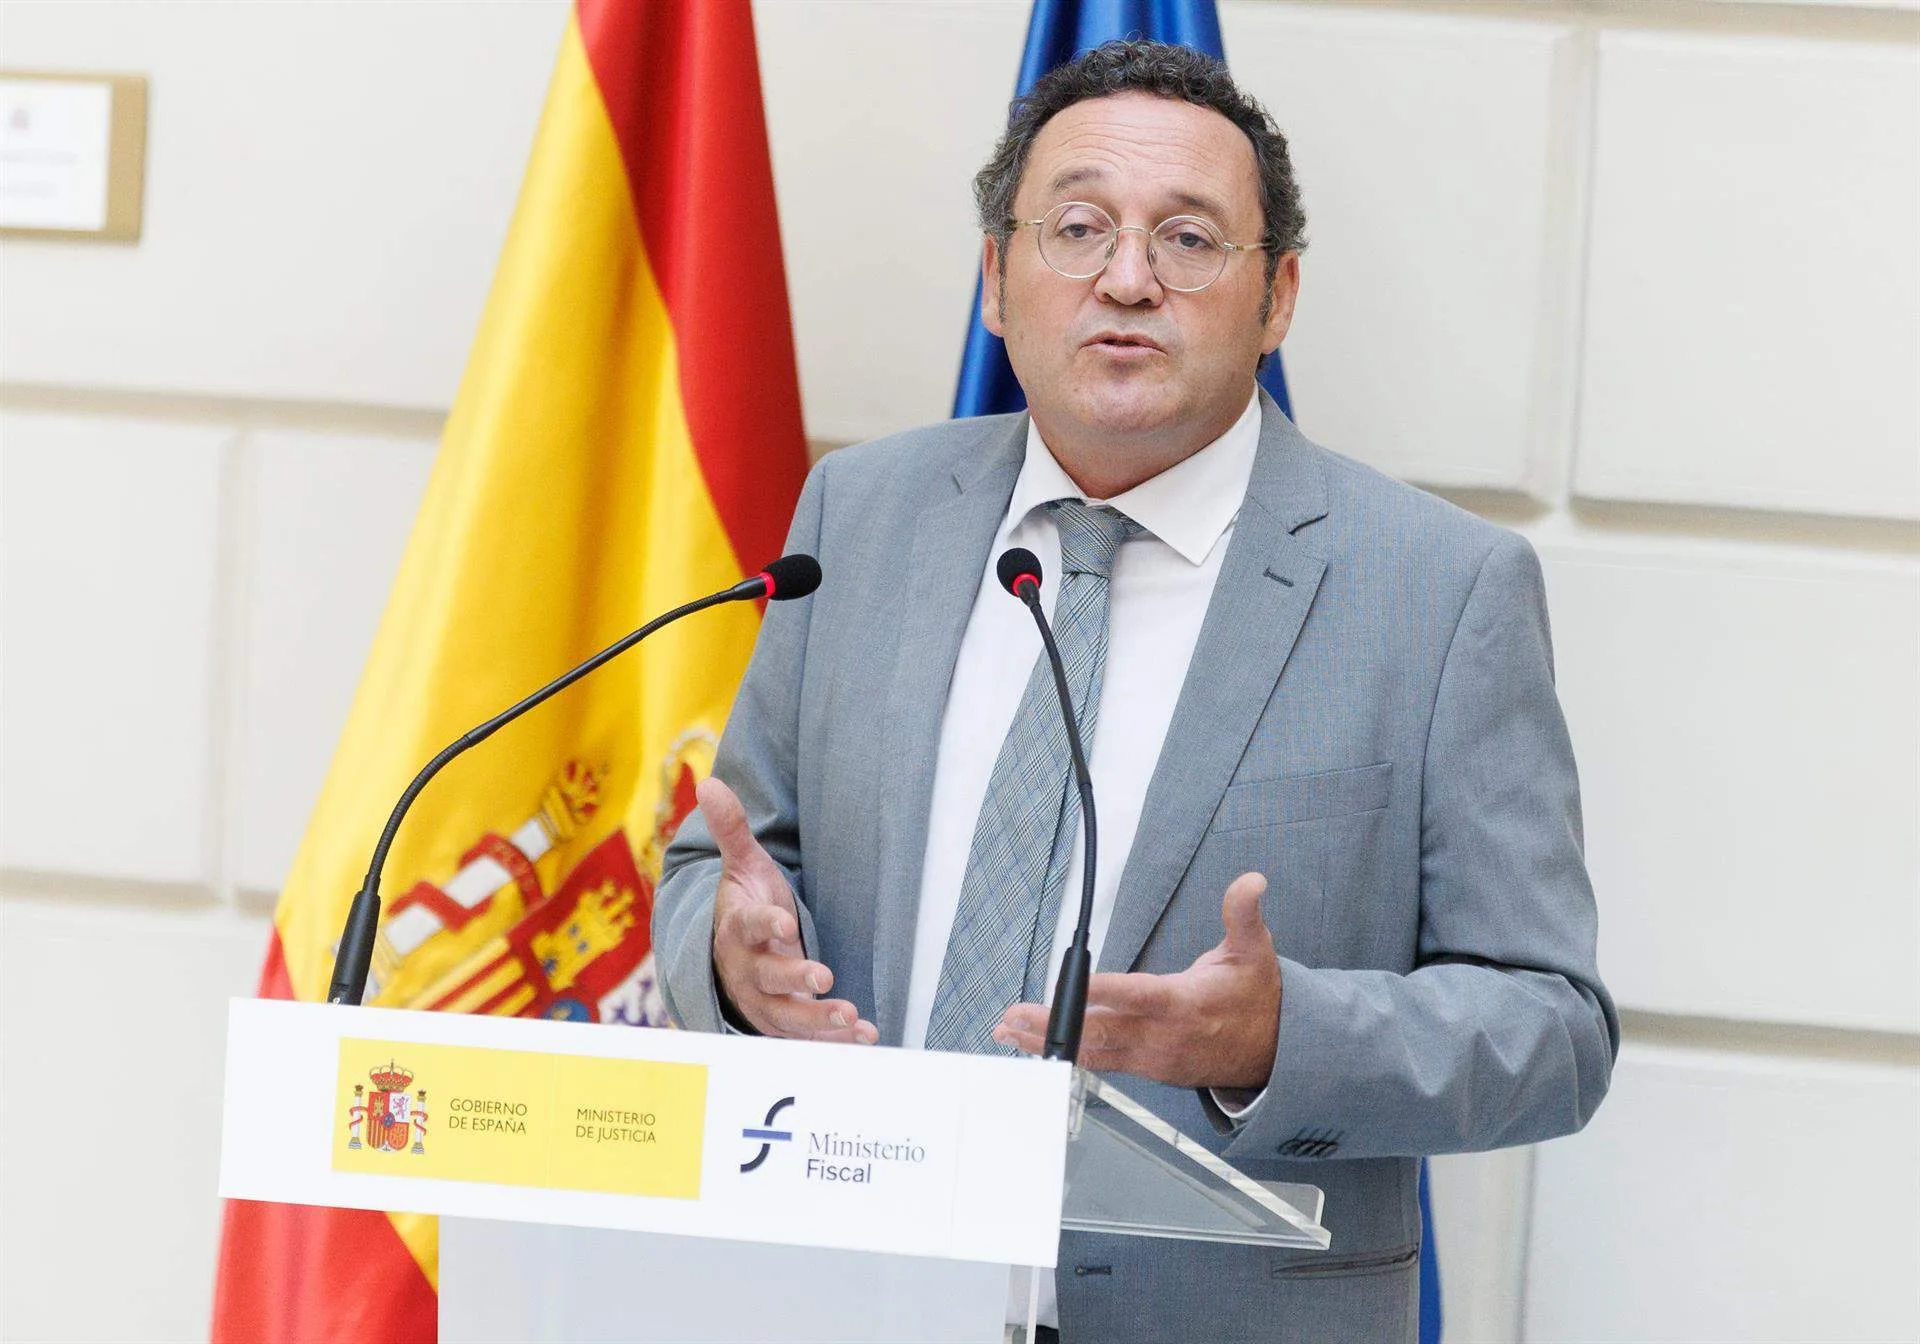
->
[702,776,877,1044]
[992,872,1281,1089]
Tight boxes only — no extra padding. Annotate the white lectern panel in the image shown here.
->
[219,1000,1072,1269]
[440,1221,1008,1344]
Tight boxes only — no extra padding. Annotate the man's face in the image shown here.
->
[982,93,1298,465]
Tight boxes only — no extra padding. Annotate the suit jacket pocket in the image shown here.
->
[1212,762,1392,833]
[1270,1240,1420,1279]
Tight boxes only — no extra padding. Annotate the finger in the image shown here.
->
[998,1006,1129,1066]
[698,776,768,875]
[1220,871,1272,953]
[727,902,799,949]
[1085,971,1173,1016]
[751,954,833,998]
[1075,1006,1144,1067]
[1072,1006,1144,1072]
[1068,1039,1130,1072]
[1000,1003,1049,1037]
[994,1001,1045,1053]
[713,902,778,957]
[763,995,866,1041]
[813,1018,881,1046]
[1077,1004,1132,1059]
[992,1021,1046,1055]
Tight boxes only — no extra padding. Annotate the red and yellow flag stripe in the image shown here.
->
[212,3,805,1338]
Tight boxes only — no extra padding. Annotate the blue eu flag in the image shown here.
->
[950,5,1442,1343]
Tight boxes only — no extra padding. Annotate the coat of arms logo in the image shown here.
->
[346,1062,428,1155]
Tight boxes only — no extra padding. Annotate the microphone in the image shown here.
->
[753,553,823,602]
[996,546,1097,1065]
[326,553,823,1005]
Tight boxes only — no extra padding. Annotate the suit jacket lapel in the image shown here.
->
[1100,398,1331,975]
[870,419,1027,1045]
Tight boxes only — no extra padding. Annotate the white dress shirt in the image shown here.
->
[899,391,1262,1328]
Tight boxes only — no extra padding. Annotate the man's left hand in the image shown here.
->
[992,871,1281,1089]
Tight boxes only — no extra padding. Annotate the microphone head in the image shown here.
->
[759,554,822,601]
[996,547,1042,599]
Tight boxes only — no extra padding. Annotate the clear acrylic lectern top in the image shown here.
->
[1062,1069,1330,1250]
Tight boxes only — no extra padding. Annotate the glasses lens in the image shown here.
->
[1151,216,1229,291]
[1037,202,1114,279]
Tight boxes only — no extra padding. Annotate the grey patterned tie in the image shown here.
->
[924,500,1144,1054]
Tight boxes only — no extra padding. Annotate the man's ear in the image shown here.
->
[981,235,1006,338]
[1261,252,1301,353]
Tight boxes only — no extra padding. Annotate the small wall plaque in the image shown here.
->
[0,72,148,242]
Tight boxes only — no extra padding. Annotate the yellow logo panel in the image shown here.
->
[332,1038,706,1200]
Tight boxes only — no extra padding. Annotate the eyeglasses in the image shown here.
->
[1010,200,1269,293]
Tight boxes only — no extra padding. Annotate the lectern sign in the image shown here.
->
[221,999,1073,1267]
[331,1038,707,1200]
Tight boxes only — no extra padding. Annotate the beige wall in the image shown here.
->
[1,1,1915,1340]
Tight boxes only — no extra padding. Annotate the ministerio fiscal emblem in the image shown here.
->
[346,1061,429,1155]
[740,1096,796,1173]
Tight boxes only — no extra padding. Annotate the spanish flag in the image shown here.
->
[211,2,806,1337]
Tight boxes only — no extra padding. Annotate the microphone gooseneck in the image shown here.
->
[997,547,1098,1065]
[326,555,823,1005]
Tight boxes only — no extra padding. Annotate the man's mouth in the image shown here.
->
[1086,332,1166,354]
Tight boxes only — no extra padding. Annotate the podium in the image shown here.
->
[219,999,1328,1342]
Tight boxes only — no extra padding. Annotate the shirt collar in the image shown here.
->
[1007,390,1262,566]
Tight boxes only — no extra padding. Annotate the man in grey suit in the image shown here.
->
[655,40,1614,1344]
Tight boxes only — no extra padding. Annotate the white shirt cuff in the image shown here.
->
[1208,1084,1268,1123]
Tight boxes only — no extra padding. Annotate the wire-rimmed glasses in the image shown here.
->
[1010,200,1268,293]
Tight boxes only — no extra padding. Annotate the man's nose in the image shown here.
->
[1095,225,1162,305]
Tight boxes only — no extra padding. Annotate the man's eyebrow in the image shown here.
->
[1166,189,1232,222]
[1046,166,1108,194]
[1040,170,1235,224]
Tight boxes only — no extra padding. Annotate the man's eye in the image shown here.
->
[1166,229,1216,252]
[1057,222,1102,241]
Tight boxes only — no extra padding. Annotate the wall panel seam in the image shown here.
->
[0,383,448,440]
[1618,1009,1920,1064]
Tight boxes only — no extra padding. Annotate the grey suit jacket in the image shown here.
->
[656,394,1617,1343]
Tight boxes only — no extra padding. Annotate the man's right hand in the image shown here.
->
[701,776,878,1044]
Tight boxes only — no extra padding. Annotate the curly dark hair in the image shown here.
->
[974,39,1307,285]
